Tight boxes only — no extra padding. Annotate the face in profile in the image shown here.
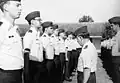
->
[47,26,54,35]
[77,36,83,46]
[110,23,119,32]
[4,1,22,19]
[34,17,42,28]
[53,29,59,36]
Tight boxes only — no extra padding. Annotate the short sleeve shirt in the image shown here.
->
[77,40,98,72]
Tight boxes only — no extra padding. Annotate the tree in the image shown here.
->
[79,15,94,23]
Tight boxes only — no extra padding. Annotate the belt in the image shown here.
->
[77,71,95,74]
[0,68,23,73]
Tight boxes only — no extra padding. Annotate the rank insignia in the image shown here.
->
[43,35,46,37]
[84,45,88,49]
[28,30,32,33]
[0,22,3,26]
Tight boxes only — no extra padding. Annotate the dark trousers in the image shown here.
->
[72,50,78,70]
[29,60,48,83]
[0,68,23,83]
[77,71,96,83]
[46,59,55,83]
[65,61,69,78]
[59,53,66,81]
[65,51,72,78]
[54,55,61,83]
[24,52,29,83]
[112,56,120,83]
[101,47,113,78]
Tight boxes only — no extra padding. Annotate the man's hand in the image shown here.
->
[83,68,91,83]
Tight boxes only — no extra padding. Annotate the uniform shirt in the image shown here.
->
[0,18,23,70]
[59,37,66,53]
[71,39,82,50]
[40,33,54,59]
[77,40,98,72]
[112,31,120,56]
[24,27,43,62]
[65,38,73,51]
[51,34,60,55]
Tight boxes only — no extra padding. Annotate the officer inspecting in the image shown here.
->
[24,11,46,83]
[108,16,120,83]
[41,21,55,83]
[0,0,23,83]
[75,26,98,83]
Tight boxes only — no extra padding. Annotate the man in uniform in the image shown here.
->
[108,16,120,83]
[58,29,67,82]
[41,21,55,83]
[51,24,61,83]
[75,26,98,83]
[0,0,23,83]
[24,11,46,83]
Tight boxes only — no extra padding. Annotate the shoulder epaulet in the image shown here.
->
[28,30,32,33]
[0,22,3,26]
[84,45,88,49]
[51,36,54,38]
[43,35,46,37]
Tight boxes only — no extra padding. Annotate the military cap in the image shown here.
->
[58,29,65,36]
[25,11,40,23]
[59,29,65,33]
[74,26,88,36]
[52,24,58,30]
[41,21,53,28]
[0,0,21,4]
[108,16,120,24]
[66,31,73,36]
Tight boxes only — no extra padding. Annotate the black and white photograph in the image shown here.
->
[0,0,120,83]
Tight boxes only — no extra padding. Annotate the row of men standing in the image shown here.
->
[23,11,82,83]
[0,0,97,83]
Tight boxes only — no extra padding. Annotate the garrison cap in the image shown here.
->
[25,11,40,23]
[52,24,58,30]
[41,21,53,28]
[74,26,88,36]
[0,0,21,4]
[108,16,120,24]
[59,29,65,33]
[66,31,73,36]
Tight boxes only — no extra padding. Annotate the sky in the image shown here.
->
[1,0,120,24]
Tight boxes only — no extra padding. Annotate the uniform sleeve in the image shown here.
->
[118,36,120,52]
[82,47,93,69]
[83,53,92,69]
[23,32,33,50]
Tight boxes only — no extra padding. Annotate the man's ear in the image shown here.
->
[116,24,120,28]
[31,19,34,25]
[3,2,10,12]
[45,28,47,32]
[3,3,8,11]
